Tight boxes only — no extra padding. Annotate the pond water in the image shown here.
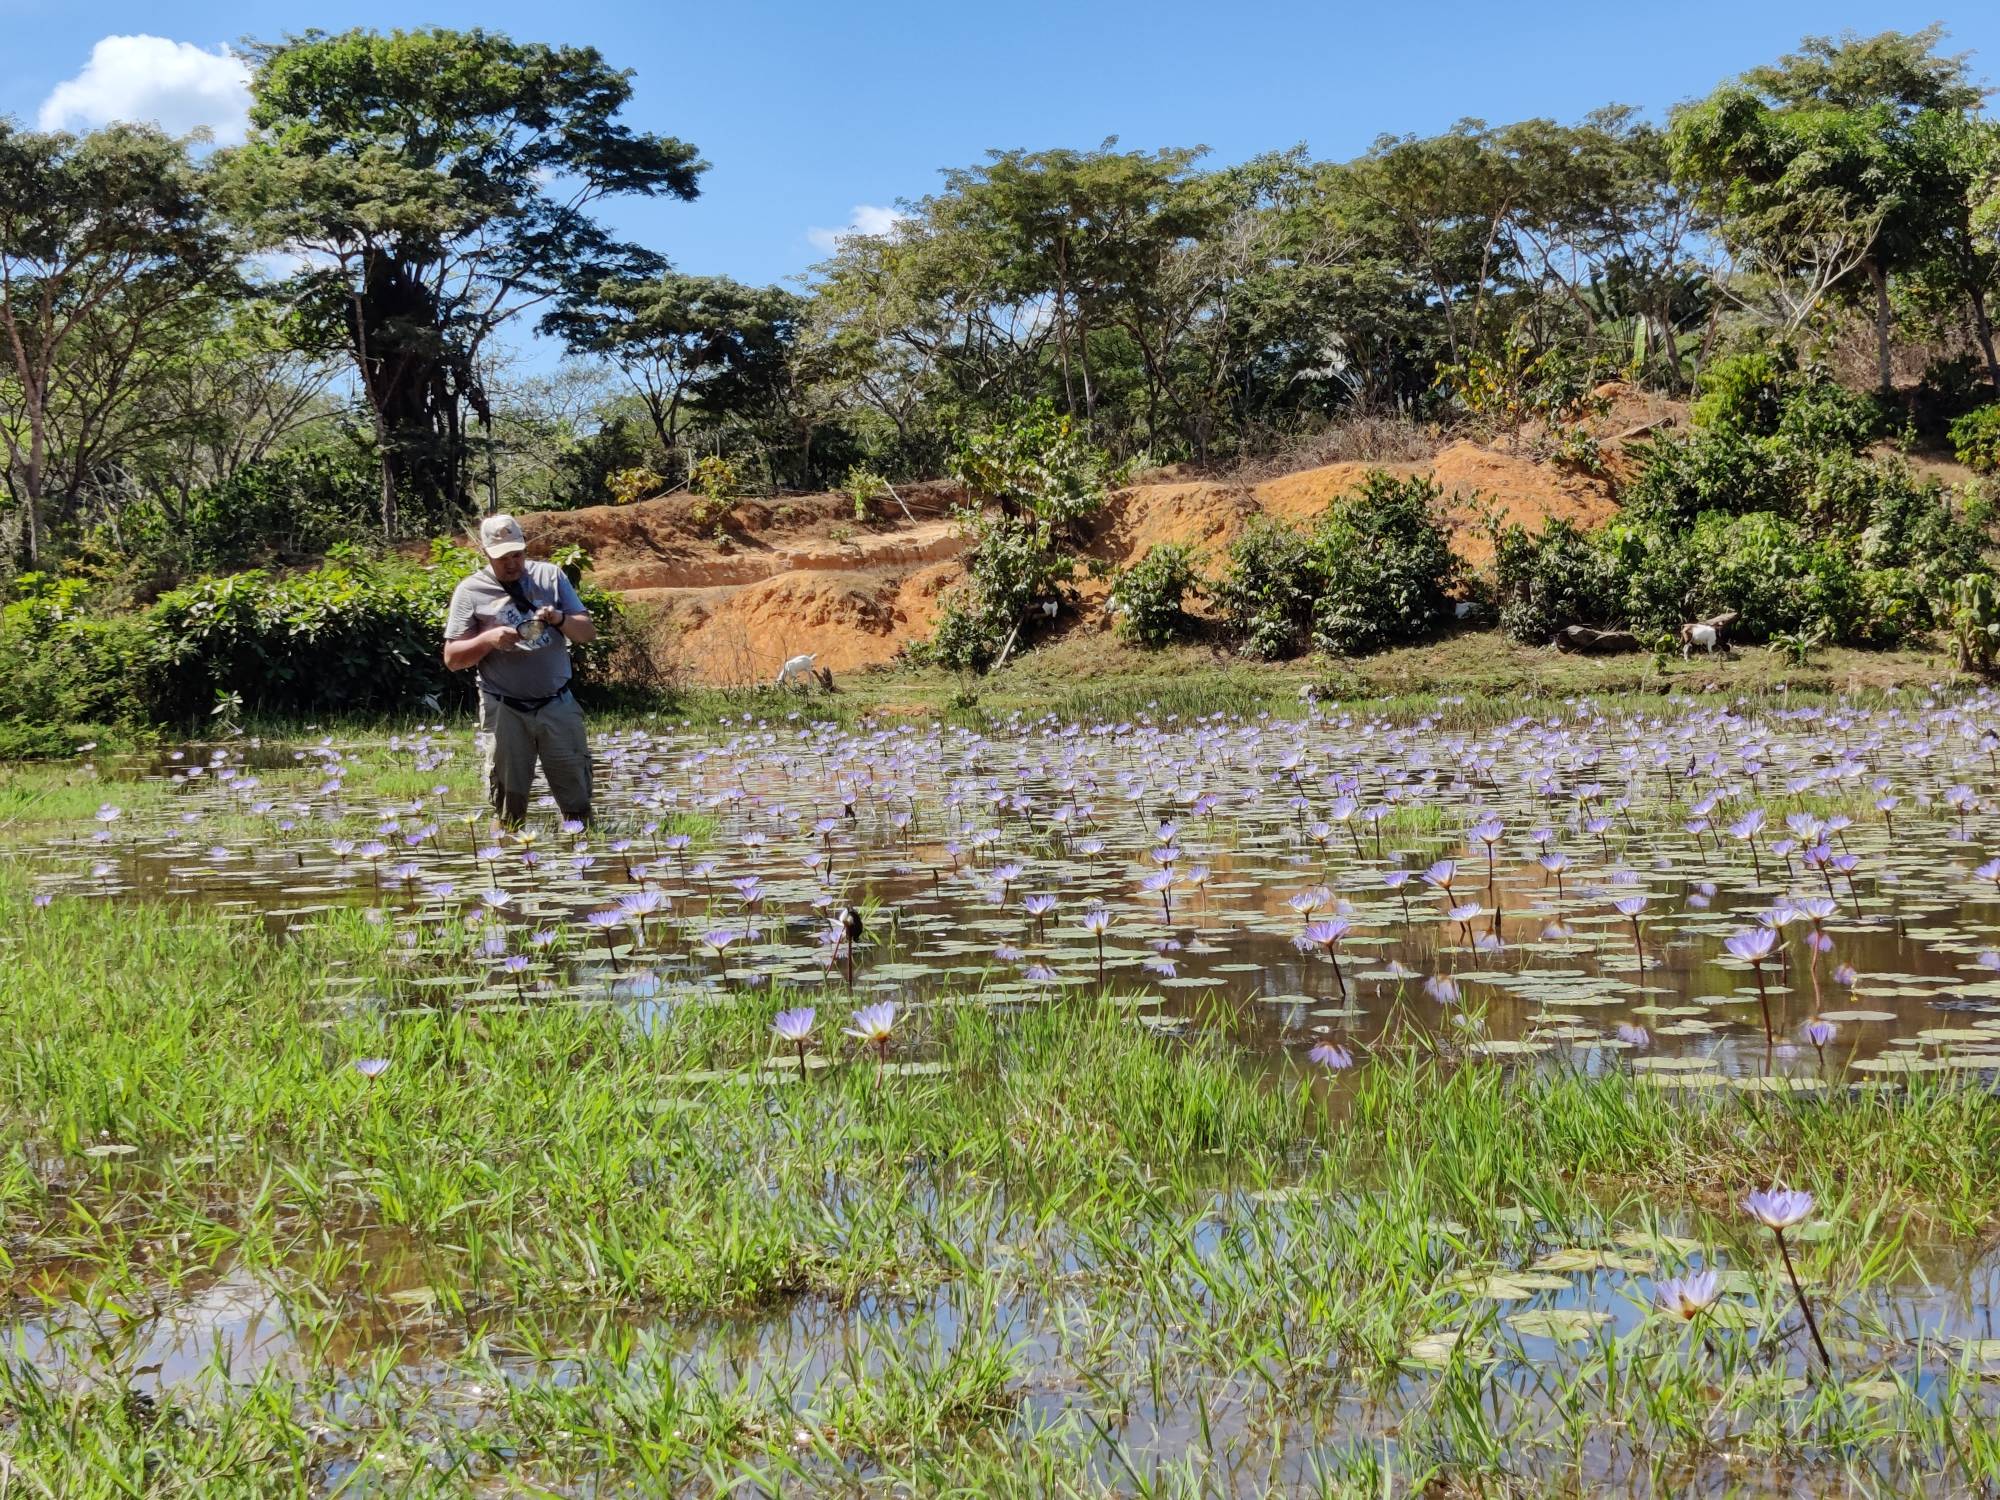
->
[35,695,2000,1085]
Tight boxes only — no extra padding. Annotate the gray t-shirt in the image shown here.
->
[444,559,586,702]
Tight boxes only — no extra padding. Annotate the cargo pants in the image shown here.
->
[480,689,593,826]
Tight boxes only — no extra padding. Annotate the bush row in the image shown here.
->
[1,543,629,738]
[1107,378,1995,660]
[1492,373,1992,648]
[1101,473,1462,659]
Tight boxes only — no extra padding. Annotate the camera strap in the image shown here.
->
[493,569,544,619]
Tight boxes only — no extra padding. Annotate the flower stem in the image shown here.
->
[1775,1229,1833,1375]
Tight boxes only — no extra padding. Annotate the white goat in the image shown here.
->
[1681,623,1719,659]
[775,652,819,687]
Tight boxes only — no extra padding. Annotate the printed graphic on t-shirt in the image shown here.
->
[494,598,557,651]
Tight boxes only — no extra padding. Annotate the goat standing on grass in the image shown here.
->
[776,652,818,687]
[1680,623,1719,659]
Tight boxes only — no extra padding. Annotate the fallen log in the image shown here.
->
[1553,625,1643,655]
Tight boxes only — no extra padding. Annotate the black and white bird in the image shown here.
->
[834,904,866,984]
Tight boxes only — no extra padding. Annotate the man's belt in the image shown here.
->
[485,679,572,714]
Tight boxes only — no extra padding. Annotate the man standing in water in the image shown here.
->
[443,514,597,827]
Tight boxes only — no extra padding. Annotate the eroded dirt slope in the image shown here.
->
[525,384,1681,684]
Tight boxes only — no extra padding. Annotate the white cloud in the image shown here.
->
[38,35,252,145]
[807,204,905,252]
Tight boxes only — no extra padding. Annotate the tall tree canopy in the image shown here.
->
[1670,26,1988,388]
[0,122,232,564]
[220,27,706,533]
[548,272,802,471]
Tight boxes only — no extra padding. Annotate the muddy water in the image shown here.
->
[13,1190,2000,1495]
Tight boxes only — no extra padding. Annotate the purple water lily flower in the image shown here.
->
[1724,927,1776,964]
[1654,1270,1720,1321]
[1743,1186,1814,1231]
[846,1001,897,1064]
[1744,1185,1831,1370]
[1306,1041,1353,1071]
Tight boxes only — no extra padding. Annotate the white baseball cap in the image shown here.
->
[479,514,527,557]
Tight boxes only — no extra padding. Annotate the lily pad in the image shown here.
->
[1507,1308,1613,1341]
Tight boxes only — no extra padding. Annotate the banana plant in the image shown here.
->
[1945,573,2000,673]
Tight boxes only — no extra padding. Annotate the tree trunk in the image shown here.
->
[22,413,44,568]
[349,258,466,537]
[379,446,399,541]
[1052,295,1077,417]
[1969,284,2000,394]
[1867,259,1893,391]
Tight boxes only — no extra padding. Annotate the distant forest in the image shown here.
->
[3,23,2000,569]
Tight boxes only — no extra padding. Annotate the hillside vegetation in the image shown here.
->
[5,24,2000,723]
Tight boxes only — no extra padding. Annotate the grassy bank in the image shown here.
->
[5,869,2000,1494]
[0,622,1971,765]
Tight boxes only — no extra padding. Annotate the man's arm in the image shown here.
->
[444,623,521,671]
[542,572,596,645]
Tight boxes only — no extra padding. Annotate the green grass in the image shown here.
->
[6,622,1972,767]
[4,865,2000,1494]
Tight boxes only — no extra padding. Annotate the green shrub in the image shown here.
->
[606,466,663,506]
[1691,350,1789,435]
[918,405,1117,673]
[182,443,381,569]
[1110,544,1204,647]
[2,546,634,733]
[1599,519,1703,635]
[1213,472,1457,660]
[689,455,738,501]
[148,546,621,720]
[1684,512,1865,644]
[1491,518,1622,643]
[946,400,1116,541]
[1776,381,1887,454]
[1306,473,1459,656]
[149,552,466,716]
[1622,429,1799,528]
[1951,405,2000,475]
[1944,572,2000,671]
[919,513,1073,673]
[1857,464,1989,593]
[0,577,157,728]
[1212,517,1317,661]
[844,465,890,521]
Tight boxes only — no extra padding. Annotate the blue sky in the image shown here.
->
[7,2,1997,330]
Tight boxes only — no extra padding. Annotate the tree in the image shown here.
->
[923,143,1213,434]
[550,273,801,475]
[1670,27,1986,390]
[1901,112,2000,390]
[220,27,705,537]
[803,211,1054,468]
[136,300,344,533]
[1340,123,1519,367]
[1492,111,1716,388]
[0,122,230,564]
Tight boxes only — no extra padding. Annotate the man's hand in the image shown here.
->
[534,604,564,627]
[486,622,524,653]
